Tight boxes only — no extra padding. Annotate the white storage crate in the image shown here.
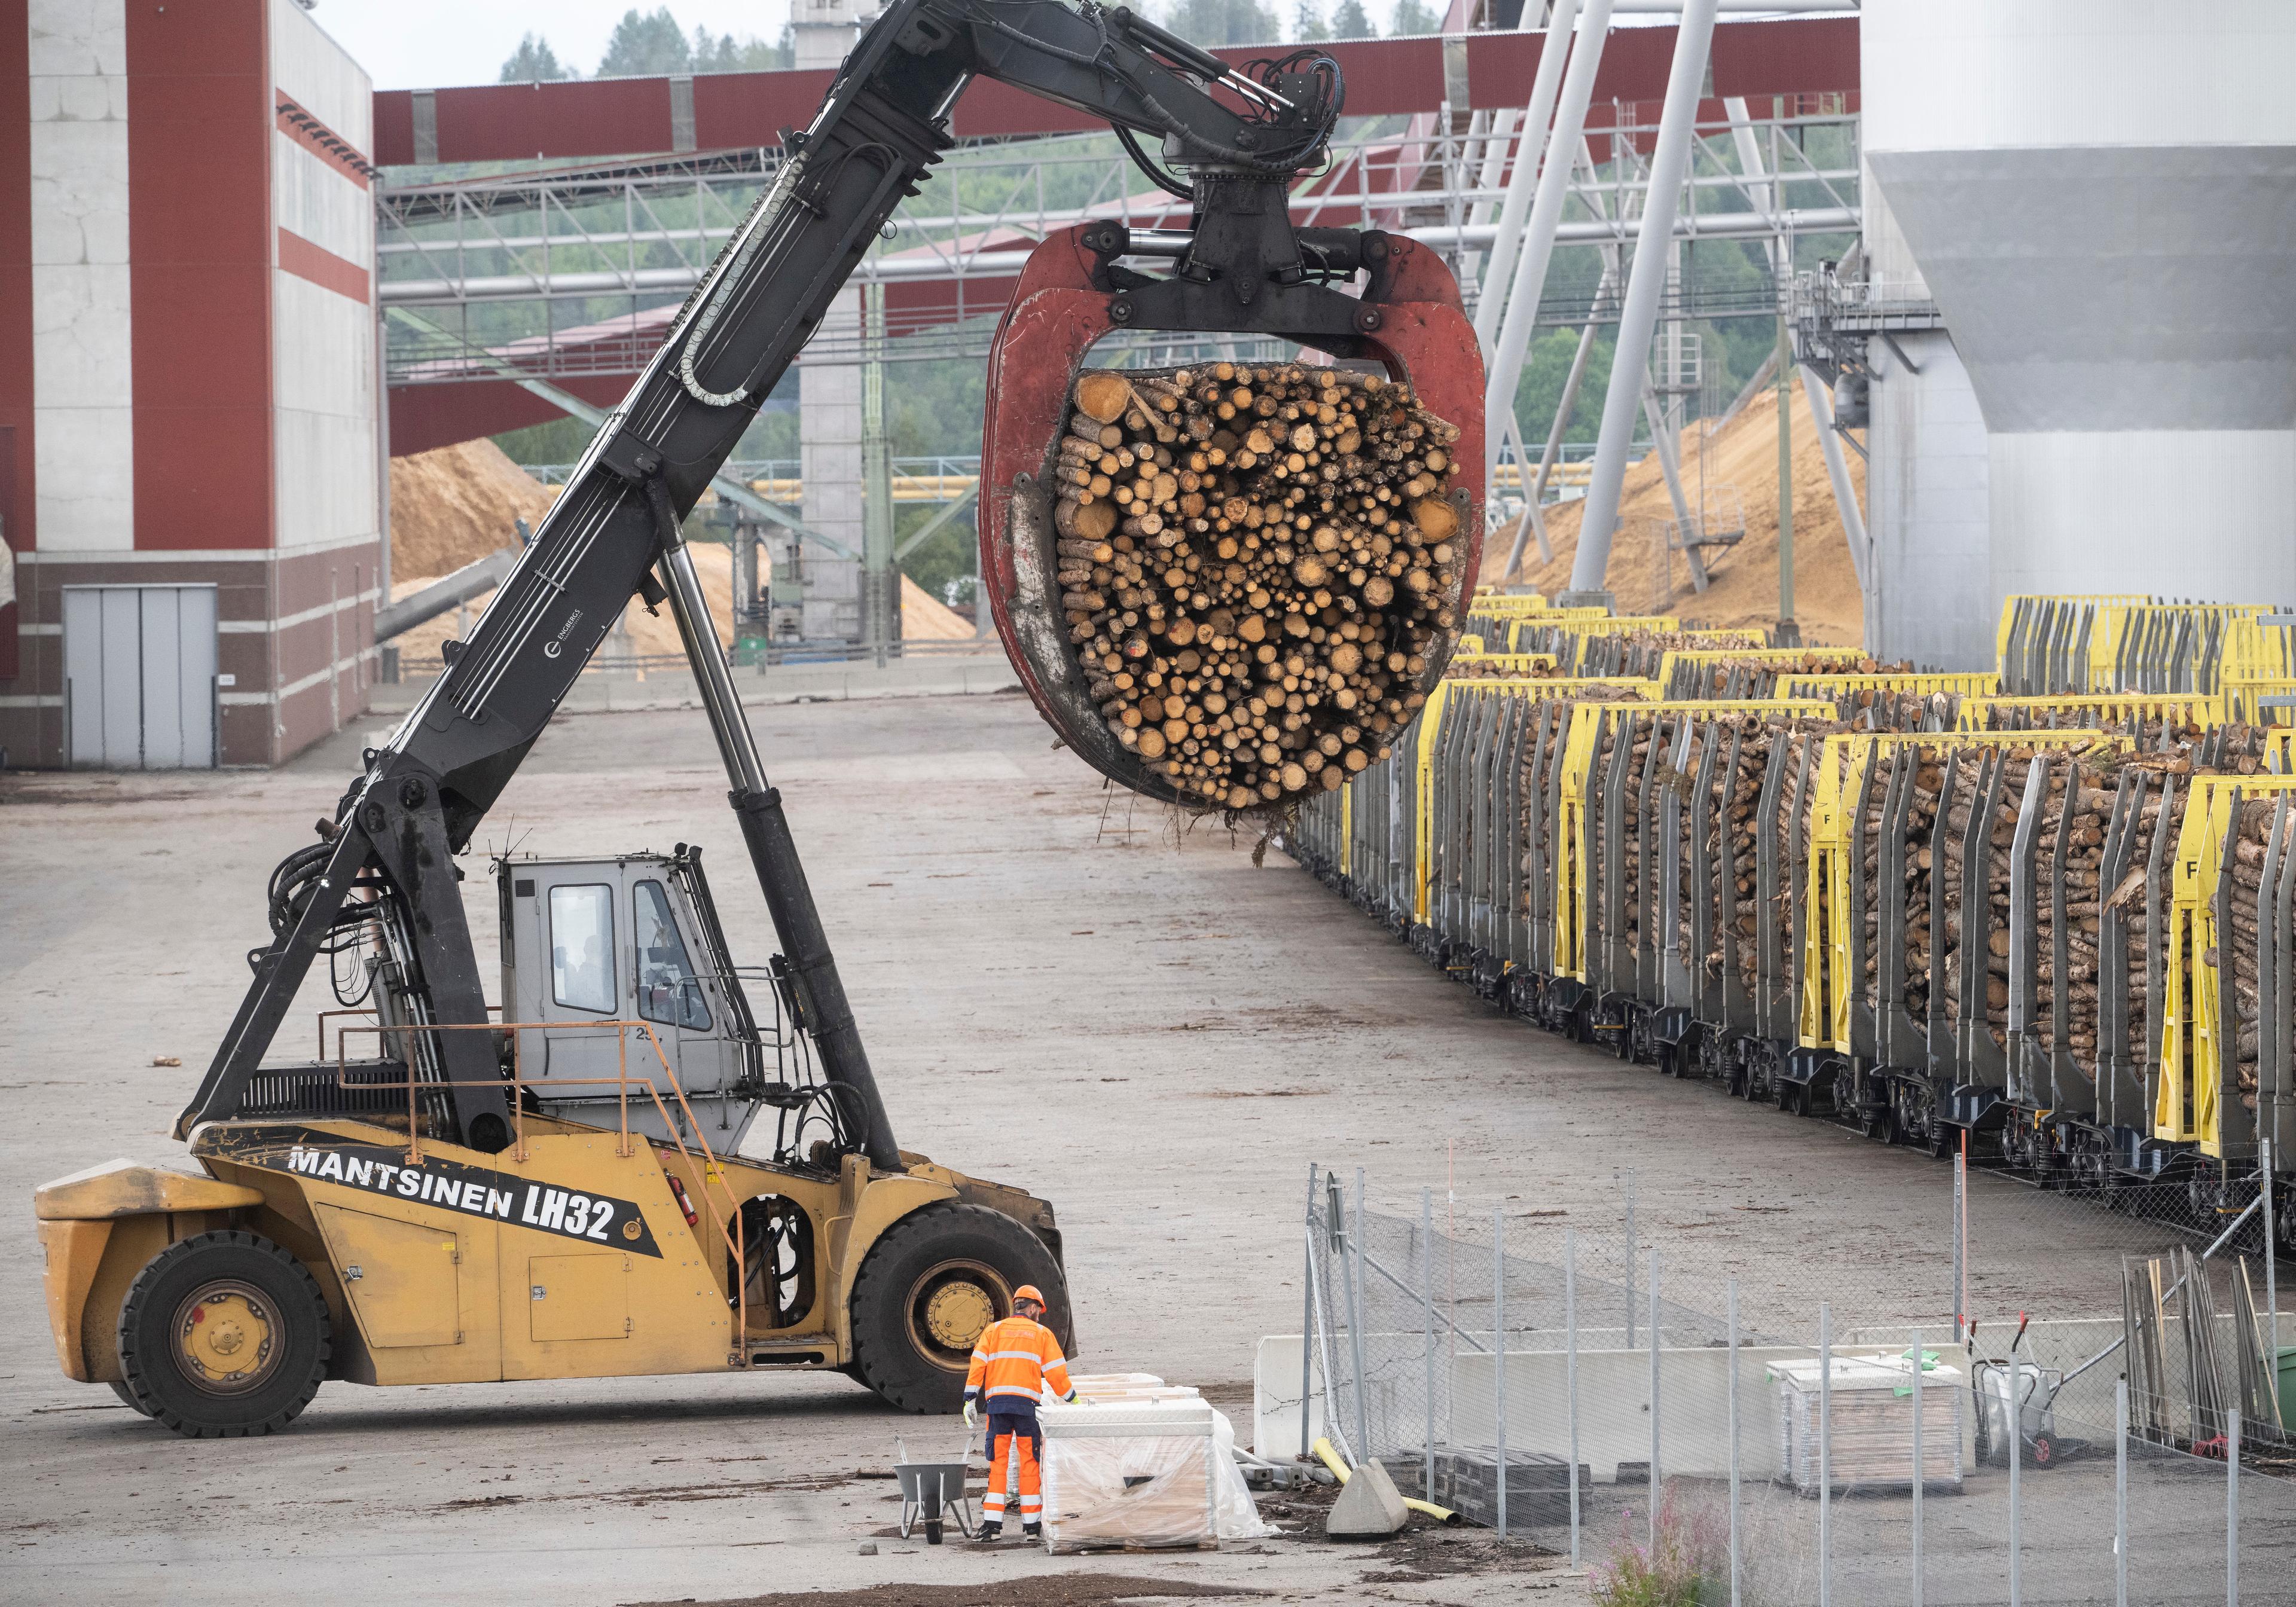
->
[1770,1353,1964,1495]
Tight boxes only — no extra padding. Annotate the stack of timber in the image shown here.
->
[1054,365,1461,809]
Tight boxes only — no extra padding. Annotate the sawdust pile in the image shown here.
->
[1494,386,1867,646]
[387,438,980,662]
[389,440,557,578]
[389,548,976,665]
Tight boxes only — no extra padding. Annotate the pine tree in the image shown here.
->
[597,7,691,77]
[1391,0,1439,36]
[498,33,573,83]
[1329,0,1376,39]
[1292,0,1332,41]
[691,23,792,72]
[1162,0,1281,48]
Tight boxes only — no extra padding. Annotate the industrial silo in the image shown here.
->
[1860,0,2296,668]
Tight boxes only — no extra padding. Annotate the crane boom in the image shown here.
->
[177,0,1349,1159]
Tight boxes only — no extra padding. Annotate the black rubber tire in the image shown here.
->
[847,1202,1068,1414]
[116,1229,330,1438]
[107,1379,152,1416]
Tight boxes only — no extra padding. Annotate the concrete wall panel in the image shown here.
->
[267,0,367,152]
[271,133,365,265]
[271,274,374,556]
[28,0,130,556]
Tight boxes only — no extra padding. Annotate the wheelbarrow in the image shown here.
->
[894,1442,977,1545]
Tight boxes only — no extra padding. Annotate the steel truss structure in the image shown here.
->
[378,103,1860,389]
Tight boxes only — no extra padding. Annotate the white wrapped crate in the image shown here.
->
[1040,1400,1218,1553]
[1770,1354,1964,1495]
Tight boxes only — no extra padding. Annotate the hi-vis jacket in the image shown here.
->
[964,1314,1075,1425]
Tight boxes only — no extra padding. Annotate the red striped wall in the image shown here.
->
[126,0,273,554]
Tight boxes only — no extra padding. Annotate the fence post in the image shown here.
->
[1910,1324,1923,1607]
[2227,1406,2240,1607]
[1567,1227,1581,1569]
[1819,1302,1833,1607]
[1625,1170,1638,1349]
[1953,1143,1968,1343]
[1495,1205,1508,1540]
[1727,1278,1741,1607]
[1648,1245,1661,1554]
[2009,1345,2022,1607]
[1301,1163,1318,1460]
[2264,1138,2278,1354]
[1421,1186,1436,1502]
[1351,1168,1371,1464]
[2115,1374,2129,1607]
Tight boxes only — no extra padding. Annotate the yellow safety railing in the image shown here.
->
[2160,775,2296,1157]
[1954,693,2224,732]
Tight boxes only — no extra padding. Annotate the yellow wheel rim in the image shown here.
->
[171,1281,280,1397]
[904,1260,1010,1372]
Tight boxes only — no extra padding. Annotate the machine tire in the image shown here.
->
[108,1379,152,1416]
[847,1203,1068,1414]
[116,1229,330,1439]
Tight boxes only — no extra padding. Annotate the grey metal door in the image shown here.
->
[62,585,218,769]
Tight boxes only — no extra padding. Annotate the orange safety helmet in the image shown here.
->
[1012,1284,1046,1309]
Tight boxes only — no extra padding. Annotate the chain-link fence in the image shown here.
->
[1289,1161,2296,1605]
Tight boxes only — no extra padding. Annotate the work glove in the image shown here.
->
[963,1399,979,1429]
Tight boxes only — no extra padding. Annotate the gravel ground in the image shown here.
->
[1,689,2280,1604]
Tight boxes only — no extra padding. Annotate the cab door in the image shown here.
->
[511,865,637,1113]
[629,873,745,1145]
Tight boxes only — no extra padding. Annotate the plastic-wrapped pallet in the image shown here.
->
[1039,1398,1271,1551]
[1770,1354,1964,1495]
[1040,1400,1219,1553]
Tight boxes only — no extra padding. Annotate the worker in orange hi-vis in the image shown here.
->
[962,1284,1075,1542]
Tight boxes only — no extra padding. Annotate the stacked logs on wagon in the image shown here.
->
[1826,688,1959,733]
[1669,711,1768,978]
[1675,650,1907,700]
[2213,793,2296,1110]
[1054,364,1462,811]
[1603,630,1767,681]
[1515,685,1651,923]
[1449,656,1574,680]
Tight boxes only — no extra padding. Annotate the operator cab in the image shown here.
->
[497,847,778,1154]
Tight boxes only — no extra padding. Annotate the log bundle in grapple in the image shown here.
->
[1054,365,1462,809]
[1285,597,2296,1239]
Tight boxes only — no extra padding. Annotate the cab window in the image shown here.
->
[549,884,616,1013]
[634,880,712,1031]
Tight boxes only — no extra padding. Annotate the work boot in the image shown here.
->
[1021,1522,1042,1542]
[975,1521,1002,1544]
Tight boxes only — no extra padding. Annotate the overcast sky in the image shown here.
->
[309,0,799,91]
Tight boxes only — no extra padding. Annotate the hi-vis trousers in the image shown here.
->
[984,1420,1042,1526]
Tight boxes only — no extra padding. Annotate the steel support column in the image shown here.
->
[1568,0,1720,598]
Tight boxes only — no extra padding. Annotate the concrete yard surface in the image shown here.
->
[1,692,2283,1604]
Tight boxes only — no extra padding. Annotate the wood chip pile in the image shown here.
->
[1054,364,1463,809]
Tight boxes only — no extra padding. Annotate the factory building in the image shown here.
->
[0,0,378,767]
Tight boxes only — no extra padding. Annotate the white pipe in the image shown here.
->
[1567,0,1721,597]
[1472,0,1581,350]
[1482,0,1616,485]
[1798,360,1869,594]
